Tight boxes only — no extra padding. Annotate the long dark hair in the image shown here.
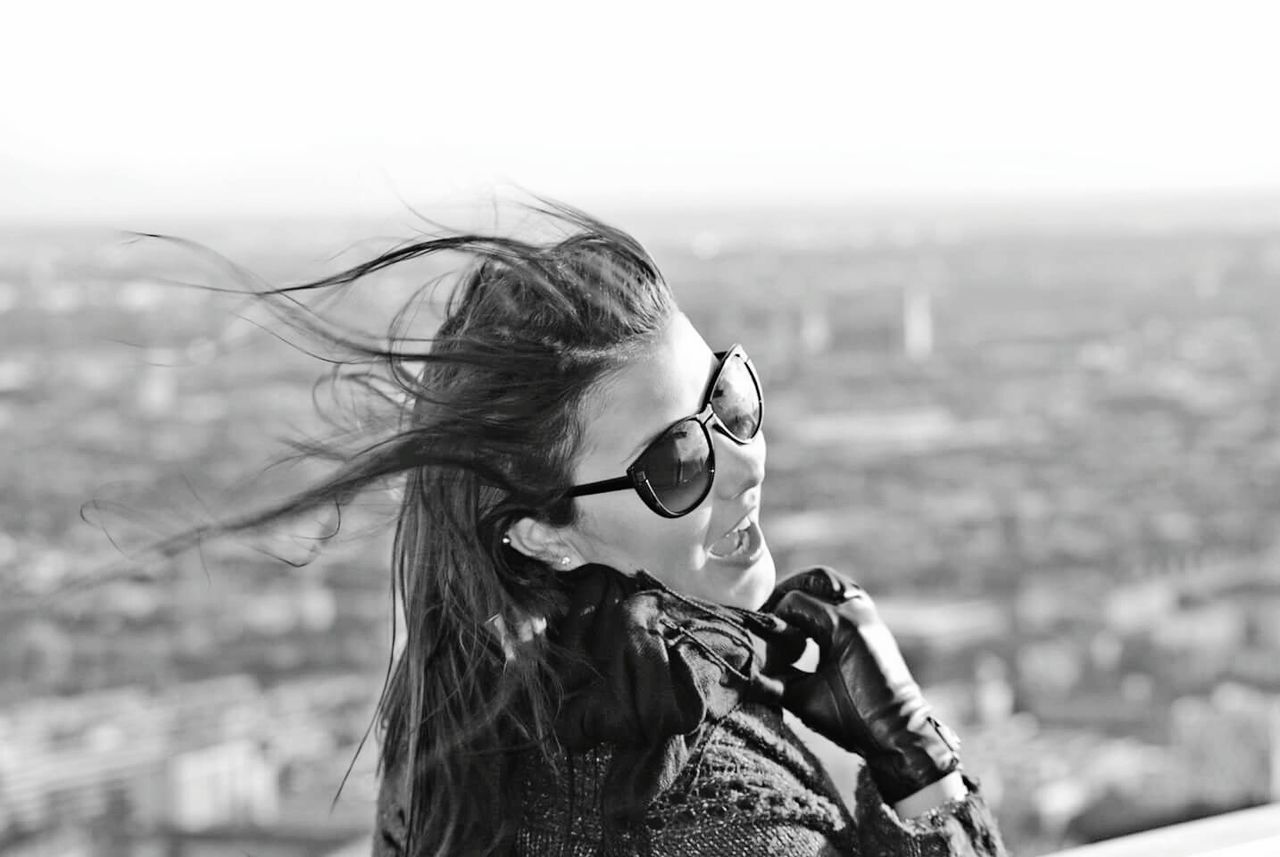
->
[131,203,676,855]
[376,210,675,855]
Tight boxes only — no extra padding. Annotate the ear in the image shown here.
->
[506,516,582,570]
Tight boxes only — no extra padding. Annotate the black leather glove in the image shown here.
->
[762,567,961,804]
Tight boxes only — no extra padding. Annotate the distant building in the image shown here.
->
[798,304,832,356]
[0,827,94,857]
[903,282,934,362]
[1170,684,1279,805]
[975,652,1016,726]
[167,739,279,830]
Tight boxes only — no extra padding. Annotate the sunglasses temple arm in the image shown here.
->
[565,476,635,497]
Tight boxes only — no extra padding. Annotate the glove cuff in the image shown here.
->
[868,715,963,805]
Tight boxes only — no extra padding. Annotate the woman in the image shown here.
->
[179,203,1004,855]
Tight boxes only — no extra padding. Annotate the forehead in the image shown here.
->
[577,314,716,473]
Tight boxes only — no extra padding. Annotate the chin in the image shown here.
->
[723,550,778,610]
[746,554,779,609]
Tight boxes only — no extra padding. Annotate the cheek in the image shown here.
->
[623,514,710,570]
[652,515,712,563]
[578,500,711,571]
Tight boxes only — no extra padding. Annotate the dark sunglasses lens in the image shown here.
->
[635,418,713,514]
[711,352,762,441]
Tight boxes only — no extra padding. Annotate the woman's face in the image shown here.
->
[559,312,776,609]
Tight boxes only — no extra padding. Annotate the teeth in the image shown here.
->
[709,519,751,558]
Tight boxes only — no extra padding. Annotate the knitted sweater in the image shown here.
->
[373,702,1006,856]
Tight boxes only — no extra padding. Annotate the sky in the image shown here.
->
[4,0,1280,222]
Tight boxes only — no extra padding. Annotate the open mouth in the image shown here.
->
[708,514,761,561]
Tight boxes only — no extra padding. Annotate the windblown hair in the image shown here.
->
[373,211,675,855]
[138,204,676,855]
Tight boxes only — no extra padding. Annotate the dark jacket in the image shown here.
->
[372,567,1007,856]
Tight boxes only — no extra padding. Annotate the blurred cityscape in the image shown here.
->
[4,198,1280,855]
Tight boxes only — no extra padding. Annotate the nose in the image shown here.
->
[713,428,766,500]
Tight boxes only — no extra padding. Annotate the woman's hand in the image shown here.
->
[762,567,962,805]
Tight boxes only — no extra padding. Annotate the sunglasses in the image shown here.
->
[566,344,763,518]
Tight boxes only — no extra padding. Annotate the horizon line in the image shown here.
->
[8,185,1280,232]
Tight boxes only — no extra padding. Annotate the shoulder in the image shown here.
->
[516,702,858,855]
[657,703,853,829]
[650,700,860,854]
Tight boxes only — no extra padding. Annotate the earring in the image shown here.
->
[501,535,511,546]
[559,557,571,566]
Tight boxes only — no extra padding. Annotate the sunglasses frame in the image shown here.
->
[566,344,762,518]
